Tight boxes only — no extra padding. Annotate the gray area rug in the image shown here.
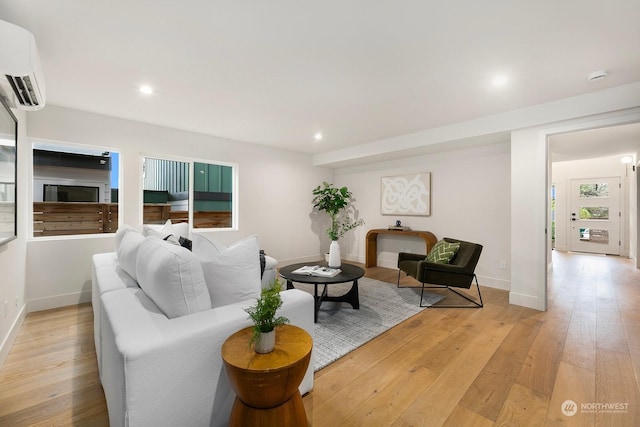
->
[291,277,444,371]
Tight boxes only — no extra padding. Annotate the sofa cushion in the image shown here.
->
[115,225,145,281]
[144,227,181,245]
[426,240,460,264]
[143,220,193,250]
[192,234,261,308]
[136,236,212,318]
[143,219,189,240]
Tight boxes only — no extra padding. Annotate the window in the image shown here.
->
[579,206,609,220]
[142,156,235,229]
[193,162,233,228]
[32,143,119,237]
[579,228,609,244]
[142,157,190,225]
[579,183,609,198]
[43,184,100,202]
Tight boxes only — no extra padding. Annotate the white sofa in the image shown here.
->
[91,227,314,427]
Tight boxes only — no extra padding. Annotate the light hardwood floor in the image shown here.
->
[1,251,639,426]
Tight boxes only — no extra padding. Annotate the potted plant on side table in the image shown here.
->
[245,279,289,353]
[312,181,365,268]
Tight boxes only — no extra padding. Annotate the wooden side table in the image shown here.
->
[365,228,438,267]
[221,325,312,427]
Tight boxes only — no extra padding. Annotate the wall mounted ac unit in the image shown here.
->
[0,19,46,111]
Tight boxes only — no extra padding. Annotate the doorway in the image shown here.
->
[549,121,640,262]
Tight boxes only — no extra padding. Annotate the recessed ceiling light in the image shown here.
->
[139,85,154,95]
[314,132,323,142]
[492,74,508,88]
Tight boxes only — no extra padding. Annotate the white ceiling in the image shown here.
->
[550,122,640,162]
[1,0,640,158]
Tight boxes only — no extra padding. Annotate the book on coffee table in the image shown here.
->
[291,265,341,277]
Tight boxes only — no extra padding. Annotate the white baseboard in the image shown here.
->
[509,291,545,311]
[478,276,510,291]
[27,290,92,313]
[1,290,93,370]
[277,255,326,267]
[373,258,398,270]
[0,303,27,370]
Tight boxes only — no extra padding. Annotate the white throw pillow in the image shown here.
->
[115,224,137,248]
[143,219,189,240]
[143,227,181,246]
[192,232,227,253]
[192,234,261,308]
[136,236,212,318]
[115,225,145,281]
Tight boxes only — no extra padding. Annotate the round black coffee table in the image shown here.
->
[279,262,365,323]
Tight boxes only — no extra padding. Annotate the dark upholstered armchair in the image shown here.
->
[397,237,483,308]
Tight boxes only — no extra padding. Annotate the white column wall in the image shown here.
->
[510,128,548,311]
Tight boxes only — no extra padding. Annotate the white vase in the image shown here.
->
[328,240,341,268]
[254,329,275,353]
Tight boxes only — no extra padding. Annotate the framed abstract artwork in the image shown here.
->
[380,172,431,216]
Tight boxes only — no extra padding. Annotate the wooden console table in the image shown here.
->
[365,229,437,267]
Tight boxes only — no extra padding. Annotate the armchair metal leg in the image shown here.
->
[397,270,424,289]
[420,274,484,308]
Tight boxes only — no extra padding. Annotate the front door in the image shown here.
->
[570,177,620,255]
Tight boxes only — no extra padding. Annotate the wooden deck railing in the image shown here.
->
[33,202,231,237]
[143,204,231,228]
[33,202,118,236]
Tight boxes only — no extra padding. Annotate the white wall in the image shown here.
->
[510,128,548,311]
[0,108,27,367]
[552,155,633,255]
[334,141,512,290]
[24,105,333,311]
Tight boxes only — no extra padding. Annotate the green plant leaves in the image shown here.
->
[312,182,363,241]
[245,279,289,345]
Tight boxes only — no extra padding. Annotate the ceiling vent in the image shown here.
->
[0,19,46,110]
